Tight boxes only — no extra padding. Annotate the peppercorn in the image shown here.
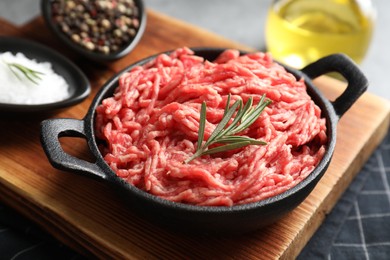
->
[101,19,111,29]
[71,34,81,43]
[51,0,141,55]
[85,41,95,51]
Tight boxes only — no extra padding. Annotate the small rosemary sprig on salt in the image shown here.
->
[184,94,271,164]
[4,61,44,85]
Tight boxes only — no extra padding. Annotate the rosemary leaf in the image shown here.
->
[223,94,231,117]
[231,95,271,135]
[184,94,271,164]
[197,102,207,151]
[219,96,252,138]
[217,135,266,145]
[201,141,253,156]
[205,99,240,147]
[5,61,44,85]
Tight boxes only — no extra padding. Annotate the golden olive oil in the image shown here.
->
[265,0,375,68]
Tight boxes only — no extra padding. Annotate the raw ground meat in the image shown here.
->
[95,47,327,206]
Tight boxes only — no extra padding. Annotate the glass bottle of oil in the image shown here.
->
[265,0,375,69]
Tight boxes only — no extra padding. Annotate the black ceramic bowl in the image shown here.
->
[41,0,147,62]
[40,48,368,234]
[0,36,90,113]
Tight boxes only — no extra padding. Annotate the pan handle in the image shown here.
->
[301,53,368,118]
[40,118,107,180]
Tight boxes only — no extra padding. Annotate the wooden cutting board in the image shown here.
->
[1,10,390,259]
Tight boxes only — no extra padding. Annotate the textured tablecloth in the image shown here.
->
[299,128,390,259]
[1,129,389,259]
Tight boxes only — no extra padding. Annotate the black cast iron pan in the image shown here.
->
[40,48,368,234]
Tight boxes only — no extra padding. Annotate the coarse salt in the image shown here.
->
[0,52,69,105]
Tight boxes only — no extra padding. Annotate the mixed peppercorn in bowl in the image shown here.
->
[41,0,146,62]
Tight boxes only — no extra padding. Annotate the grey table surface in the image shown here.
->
[0,0,389,100]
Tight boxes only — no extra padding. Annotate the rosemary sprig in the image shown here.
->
[184,94,271,163]
[4,61,44,85]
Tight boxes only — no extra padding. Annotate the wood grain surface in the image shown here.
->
[1,10,390,259]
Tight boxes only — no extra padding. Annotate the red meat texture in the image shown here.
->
[95,47,327,206]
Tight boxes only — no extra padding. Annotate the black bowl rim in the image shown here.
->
[40,0,147,62]
[82,47,338,214]
[0,36,90,113]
